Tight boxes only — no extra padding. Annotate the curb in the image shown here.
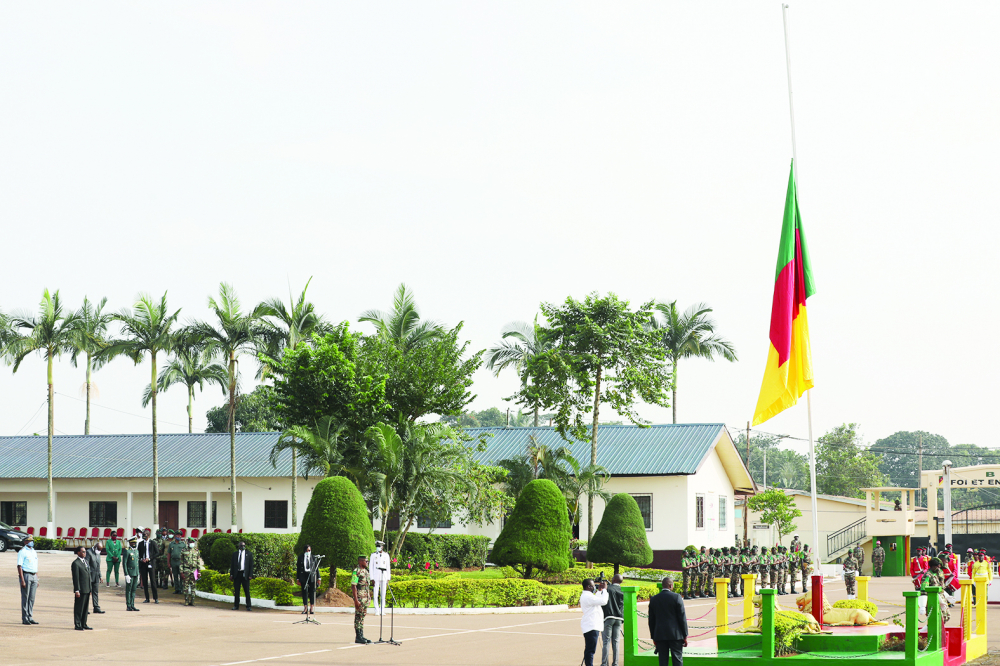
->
[194,591,572,615]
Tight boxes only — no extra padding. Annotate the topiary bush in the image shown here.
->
[774,610,812,656]
[32,537,68,551]
[587,494,653,575]
[297,476,375,591]
[210,538,237,573]
[489,479,571,579]
[833,599,878,616]
[196,532,297,580]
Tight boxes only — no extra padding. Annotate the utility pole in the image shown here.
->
[744,421,751,547]
[917,433,923,508]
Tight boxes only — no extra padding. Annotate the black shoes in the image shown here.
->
[354,629,372,644]
[155,600,159,604]
[94,610,106,614]
[83,626,93,630]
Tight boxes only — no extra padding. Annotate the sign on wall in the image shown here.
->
[752,523,770,530]
[922,466,1000,488]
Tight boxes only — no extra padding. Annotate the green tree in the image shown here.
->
[6,289,81,531]
[187,283,271,531]
[490,478,571,579]
[359,283,443,352]
[519,293,670,544]
[587,493,653,575]
[746,488,803,544]
[816,424,885,498]
[269,416,346,478]
[144,343,227,433]
[101,292,181,528]
[205,385,282,433]
[485,317,552,426]
[70,296,113,435]
[872,431,950,507]
[735,432,809,491]
[296,476,375,591]
[563,458,612,529]
[363,423,406,542]
[649,301,737,424]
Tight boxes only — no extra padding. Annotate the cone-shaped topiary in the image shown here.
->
[587,493,653,575]
[297,476,375,588]
[490,478,571,579]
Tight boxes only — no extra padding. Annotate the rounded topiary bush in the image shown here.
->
[297,476,375,589]
[587,493,653,575]
[833,599,878,616]
[489,478,571,579]
[210,537,237,572]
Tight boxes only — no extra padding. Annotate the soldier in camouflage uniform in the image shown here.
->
[790,545,801,593]
[872,541,886,578]
[800,545,812,593]
[681,548,694,599]
[737,547,749,597]
[351,555,372,644]
[168,533,185,594]
[780,546,790,594]
[748,546,760,593]
[843,551,859,599]
[758,547,770,588]
[697,546,709,597]
[852,543,865,576]
[730,547,741,597]
[155,530,170,589]
[921,559,950,622]
[720,547,731,598]
[181,537,200,606]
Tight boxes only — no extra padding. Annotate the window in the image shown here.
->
[629,494,653,530]
[188,501,217,528]
[1,501,27,526]
[417,515,452,529]
[89,501,117,527]
[264,500,288,529]
[695,494,705,530]
[719,496,728,530]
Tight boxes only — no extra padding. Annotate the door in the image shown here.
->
[159,501,179,531]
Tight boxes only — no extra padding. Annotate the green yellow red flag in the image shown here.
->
[752,161,816,426]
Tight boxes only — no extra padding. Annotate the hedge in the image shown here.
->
[197,532,298,580]
[297,477,374,579]
[620,567,684,583]
[32,538,68,550]
[833,599,878,616]
[380,532,490,570]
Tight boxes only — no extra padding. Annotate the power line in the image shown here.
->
[54,391,189,429]
[14,400,47,436]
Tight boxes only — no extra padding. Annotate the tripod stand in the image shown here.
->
[294,554,324,626]
[374,568,400,645]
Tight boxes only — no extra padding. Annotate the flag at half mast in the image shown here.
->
[752,160,816,426]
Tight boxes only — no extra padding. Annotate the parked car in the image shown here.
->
[0,521,30,552]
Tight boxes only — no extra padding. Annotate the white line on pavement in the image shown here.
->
[219,650,330,665]
[337,616,583,650]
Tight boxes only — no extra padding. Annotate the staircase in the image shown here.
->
[825,517,867,561]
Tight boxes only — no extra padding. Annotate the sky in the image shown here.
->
[1,2,998,459]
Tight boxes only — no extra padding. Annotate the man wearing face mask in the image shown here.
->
[105,532,122,587]
[297,544,320,614]
[230,541,254,611]
[123,536,140,611]
[17,534,40,625]
[369,540,391,616]
[168,532,185,594]
[580,577,609,666]
[85,540,106,614]
[181,537,200,606]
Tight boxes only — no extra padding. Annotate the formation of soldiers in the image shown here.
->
[680,537,814,599]
[126,529,202,607]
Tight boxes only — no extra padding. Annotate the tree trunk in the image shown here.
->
[671,358,678,424]
[187,384,194,434]
[152,351,159,529]
[588,365,602,568]
[392,513,416,561]
[533,406,539,428]
[46,354,54,532]
[291,449,298,528]
[614,562,620,576]
[85,353,92,435]
[524,564,533,580]
[229,355,238,531]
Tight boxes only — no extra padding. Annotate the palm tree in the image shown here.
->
[269,416,347,479]
[187,283,270,531]
[484,317,552,426]
[70,297,114,435]
[101,293,181,530]
[359,283,443,351]
[7,290,81,532]
[365,423,406,542]
[259,277,333,526]
[563,458,612,530]
[650,301,737,423]
[142,343,227,433]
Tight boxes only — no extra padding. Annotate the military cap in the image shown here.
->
[186,536,195,542]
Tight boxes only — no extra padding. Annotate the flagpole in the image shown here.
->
[782,2,821,573]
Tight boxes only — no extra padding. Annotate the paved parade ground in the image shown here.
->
[4,551,1000,666]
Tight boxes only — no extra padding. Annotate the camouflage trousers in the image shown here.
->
[872,561,883,577]
[157,561,170,588]
[730,570,740,596]
[355,596,369,633]
[777,569,786,592]
[844,573,856,596]
[800,568,810,591]
[682,570,691,596]
[790,566,800,588]
[182,572,196,605]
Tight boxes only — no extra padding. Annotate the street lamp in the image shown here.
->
[942,460,953,548]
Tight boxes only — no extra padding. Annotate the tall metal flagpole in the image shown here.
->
[782,3,821,572]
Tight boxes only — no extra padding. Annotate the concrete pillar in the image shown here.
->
[975,575,988,636]
[960,579,974,640]
[207,491,213,530]
[715,578,730,634]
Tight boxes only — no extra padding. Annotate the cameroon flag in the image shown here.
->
[752,161,816,426]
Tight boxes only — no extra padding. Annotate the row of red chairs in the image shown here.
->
[14,526,243,546]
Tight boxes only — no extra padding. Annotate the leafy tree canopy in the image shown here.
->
[490,478,571,579]
[746,488,802,544]
[587,493,653,574]
[816,423,885,498]
[206,385,282,433]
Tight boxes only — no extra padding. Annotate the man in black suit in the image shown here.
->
[137,528,159,604]
[230,541,254,611]
[647,576,688,666]
[85,542,106,615]
[296,544,320,614]
[71,546,94,631]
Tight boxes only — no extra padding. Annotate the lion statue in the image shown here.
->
[795,590,886,626]
[737,595,822,634]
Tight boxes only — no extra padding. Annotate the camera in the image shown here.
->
[595,571,606,584]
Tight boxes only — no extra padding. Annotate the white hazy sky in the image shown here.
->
[2,2,997,457]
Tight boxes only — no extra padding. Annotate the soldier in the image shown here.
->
[697,546,709,598]
[168,533,185,594]
[790,535,801,553]
[729,547,741,597]
[351,555,373,644]
[105,532,122,588]
[703,548,714,598]
[721,547,732,598]
[749,546,760,592]
[871,540,886,578]
[123,536,140,612]
[777,546,787,595]
[800,545,812,593]
[155,530,169,589]
[920,558,950,622]
[852,543,865,575]
[789,544,801,593]
[759,547,771,589]
[843,551,859,599]
[737,547,749,597]
[681,548,694,599]
[181,537,199,606]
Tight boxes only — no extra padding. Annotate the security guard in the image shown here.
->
[181,537,200,606]
[351,555,372,644]
[123,536,140,611]
[168,533,185,594]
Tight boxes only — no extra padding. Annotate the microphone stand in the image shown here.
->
[375,566,400,646]
[294,554,324,625]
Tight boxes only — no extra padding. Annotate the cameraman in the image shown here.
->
[580,577,609,666]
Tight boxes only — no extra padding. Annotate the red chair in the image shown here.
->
[238,529,243,533]
[190,528,200,538]
[56,527,63,538]
[226,529,232,533]
[116,527,124,538]
[38,527,47,537]
[103,528,112,538]
[66,527,76,546]
[179,528,187,537]
[79,527,89,547]
[214,528,222,533]
[27,527,35,535]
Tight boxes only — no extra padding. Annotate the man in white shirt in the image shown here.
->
[369,540,391,616]
[580,578,609,666]
[17,535,40,625]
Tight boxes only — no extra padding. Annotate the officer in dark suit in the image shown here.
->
[647,576,688,666]
[229,541,254,611]
[85,542,105,614]
[71,546,94,630]
[137,528,159,604]
[296,544,320,614]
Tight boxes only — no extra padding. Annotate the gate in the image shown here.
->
[921,503,1000,555]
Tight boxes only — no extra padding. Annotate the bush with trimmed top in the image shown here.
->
[489,479,570,578]
[297,477,375,590]
[587,494,653,575]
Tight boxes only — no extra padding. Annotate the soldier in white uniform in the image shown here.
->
[368,541,391,616]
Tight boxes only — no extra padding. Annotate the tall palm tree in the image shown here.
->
[484,317,552,426]
[562,458,612,530]
[70,297,114,435]
[142,343,227,433]
[187,283,270,531]
[259,277,333,527]
[650,301,737,423]
[359,283,443,351]
[101,293,181,530]
[269,416,347,480]
[364,423,406,542]
[7,290,81,532]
